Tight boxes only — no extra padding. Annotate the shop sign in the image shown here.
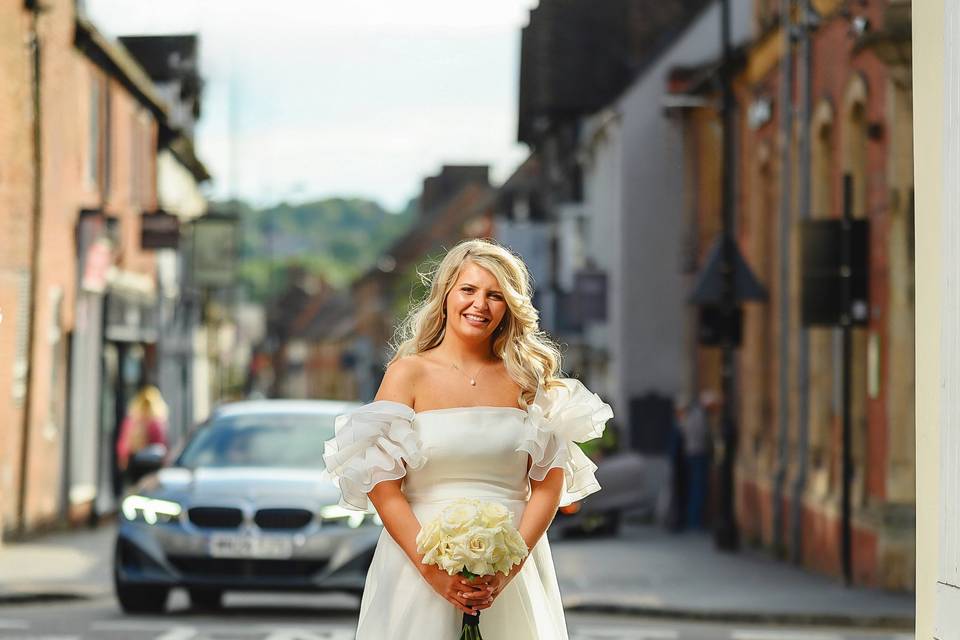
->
[82,237,112,293]
[192,212,239,289]
[141,210,180,249]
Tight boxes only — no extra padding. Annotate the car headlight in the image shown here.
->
[121,495,182,525]
[319,505,382,528]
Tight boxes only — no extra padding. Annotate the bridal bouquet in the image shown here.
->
[416,498,529,640]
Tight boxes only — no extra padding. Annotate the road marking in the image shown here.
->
[154,627,199,640]
[0,637,79,640]
[0,619,29,630]
[90,621,357,639]
[731,631,844,640]
[264,630,355,640]
[91,621,173,631]
[570,627,679,640]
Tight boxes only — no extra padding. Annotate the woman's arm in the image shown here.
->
[367,357,421,564]
[517,466,565,554]
[367,358,489,615]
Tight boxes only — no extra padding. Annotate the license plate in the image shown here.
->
[208,533,293,559]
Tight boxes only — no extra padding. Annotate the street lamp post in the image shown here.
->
[714,0,740,552]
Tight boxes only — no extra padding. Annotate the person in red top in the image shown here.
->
[116,385,169,473]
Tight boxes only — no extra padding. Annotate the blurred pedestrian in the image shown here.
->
[681,390,716,530]
[116,385,169,475]
[666,396,688,532]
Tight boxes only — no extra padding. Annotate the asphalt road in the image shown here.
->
[0,593,912,640]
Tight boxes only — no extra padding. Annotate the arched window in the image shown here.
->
[811,100,835,219]
[843,75,869,218]
[808,100,836,493]
[841,73,870,507]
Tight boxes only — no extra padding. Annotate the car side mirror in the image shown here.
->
[128,444,167,483]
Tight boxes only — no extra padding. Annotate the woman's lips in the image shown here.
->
[462,313,490,327]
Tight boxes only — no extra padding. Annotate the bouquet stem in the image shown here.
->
[459,611,481,639]
[458,570,483,639]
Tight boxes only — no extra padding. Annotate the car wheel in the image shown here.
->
[115,582,169,614]
[188,588,224,610]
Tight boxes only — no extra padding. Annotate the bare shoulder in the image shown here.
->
[374,355,425,405]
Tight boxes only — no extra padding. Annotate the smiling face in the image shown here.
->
[444,260,509,345]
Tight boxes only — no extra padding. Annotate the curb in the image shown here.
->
[0,583,110,608]
[0,591,92,607]
[563,600,915,631]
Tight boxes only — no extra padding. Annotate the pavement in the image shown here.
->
[551,524,915,630]
[0,524,114,604]
[0,521,915,630]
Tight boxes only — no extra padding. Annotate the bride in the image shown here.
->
[322,238,613,639]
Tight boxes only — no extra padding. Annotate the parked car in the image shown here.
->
[549,450,648,538]
[113,399,380,614]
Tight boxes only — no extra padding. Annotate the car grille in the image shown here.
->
[188,507,244,529]
[168,556,327,579]
[254,508,314,530]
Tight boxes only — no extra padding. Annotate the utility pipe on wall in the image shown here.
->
[772,0,795,555]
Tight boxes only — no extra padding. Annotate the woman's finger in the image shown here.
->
[446,595,476,615]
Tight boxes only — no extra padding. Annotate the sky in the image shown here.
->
[85,0,537,211]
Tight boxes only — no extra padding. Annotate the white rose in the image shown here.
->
[479,502,511,528]
[417,521,445,565]
[416,520,441,551]
[439,553,464,575]
[440,500,481,535]
[462,528,497,575]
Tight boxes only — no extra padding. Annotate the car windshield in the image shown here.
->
[177,413,336,470]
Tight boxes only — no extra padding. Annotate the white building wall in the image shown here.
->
[158,150,206,221]
[915,0,946,636]
[580,109,623,409]
[933,3,960,638]
[601,0,752,430]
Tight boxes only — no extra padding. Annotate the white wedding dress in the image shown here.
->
[322,378,613,640]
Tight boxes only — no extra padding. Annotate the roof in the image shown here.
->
[116,35,199,83]
[166,134,211,182]
[74,16,169,120]
[212,399,361,419]
[518,0,712,143]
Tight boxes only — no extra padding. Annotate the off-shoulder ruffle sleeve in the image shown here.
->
[321,401,425,512]
[517,378,613,507]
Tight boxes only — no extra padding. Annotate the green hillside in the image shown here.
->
[227,197,417,302]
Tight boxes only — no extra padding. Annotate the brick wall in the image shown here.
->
[4,0,162,533]
[0,3,37,538]
[686,0,914,589]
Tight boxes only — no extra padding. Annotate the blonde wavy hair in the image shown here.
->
[127,385,169,422]
[390,238,562,403]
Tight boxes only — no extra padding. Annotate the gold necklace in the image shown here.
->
[449,359,486,387]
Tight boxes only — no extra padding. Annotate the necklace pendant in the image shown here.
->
[470,379,476,386]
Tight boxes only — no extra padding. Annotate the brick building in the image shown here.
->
[0,0,188,537]
[668,0,913,588]
[0,1,38,539]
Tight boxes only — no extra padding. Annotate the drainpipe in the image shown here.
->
[772,0,795,556]
[790,0,816,564]
[18,1,44,535]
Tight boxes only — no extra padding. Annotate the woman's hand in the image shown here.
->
[418,563,492,616]
[461,561,524,607]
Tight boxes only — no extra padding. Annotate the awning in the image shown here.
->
[688,235,767,305]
